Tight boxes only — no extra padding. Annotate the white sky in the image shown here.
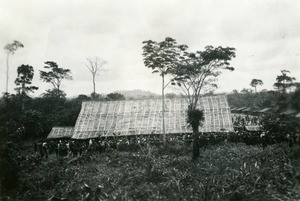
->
[1,0,300,97]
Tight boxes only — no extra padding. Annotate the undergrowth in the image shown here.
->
[2,142,300,201]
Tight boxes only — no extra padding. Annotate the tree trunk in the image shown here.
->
[57,85,60,98]
[21,82,25,111]
[162,74,166,144]
[192,125,200,160]
[93,74,96,95]
[6,54,9,93]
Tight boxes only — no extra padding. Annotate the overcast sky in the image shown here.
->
[1,0,300,97]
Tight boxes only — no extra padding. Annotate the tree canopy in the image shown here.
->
[171,45,236,109]
[250,79,263,93]
[274,70,296,93]
[106,93,126,101]
[15,64,38,96]
[40,61,72,97]
[142,37,187,76]
[4,40,24,54]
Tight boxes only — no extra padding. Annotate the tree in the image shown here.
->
[42,89,66,99]
[186,107,205,159]
[85,57,107,97]
[14,65,38,111]
[91,92,105,101]
[3,40,24,93]
[18,110,44,138]
[40,61,72,98]
[232,89,239,94]
[240,88,253,94]
[106,93,125,101]
[250,79,263,93]
[77,94,91,102]
[165,93,177,99]
[171,45,236,159]
[142,37,188,144]
[274,70,296,93]
[15,65,38,96]
[291,88,300,111]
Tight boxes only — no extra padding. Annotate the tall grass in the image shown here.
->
[2,142,300,201]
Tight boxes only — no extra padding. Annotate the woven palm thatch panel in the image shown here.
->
[72,95,233,139]
[47,127,74,139]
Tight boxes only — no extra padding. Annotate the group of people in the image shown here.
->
[34,129,300,159]
[34,135,193,159]
[232,114,260,126]
[34,140,95,159]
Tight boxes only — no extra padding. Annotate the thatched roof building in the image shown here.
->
[72,95,234,139]
[47,127,74,139]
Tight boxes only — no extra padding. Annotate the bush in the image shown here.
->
[0,143,20,191]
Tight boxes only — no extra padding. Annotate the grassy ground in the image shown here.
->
[3,142,300,201]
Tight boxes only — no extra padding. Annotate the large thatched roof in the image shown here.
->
[72,95,233,139]
[47,127,74,139]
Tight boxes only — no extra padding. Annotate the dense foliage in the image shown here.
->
[1,141,300,200]
[227,89,299,113]
[106,93,126,101]
[14,64,38,96]
[0,95,83,141]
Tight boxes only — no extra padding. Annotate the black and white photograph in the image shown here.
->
[0,0,300,200]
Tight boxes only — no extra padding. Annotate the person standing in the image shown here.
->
[42,142,48,159]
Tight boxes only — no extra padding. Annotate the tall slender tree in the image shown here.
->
[3,40,24,93]
[142,37,188,144]
[40,61,72,98]
[85,57,107,98]
[171,45,236,159]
